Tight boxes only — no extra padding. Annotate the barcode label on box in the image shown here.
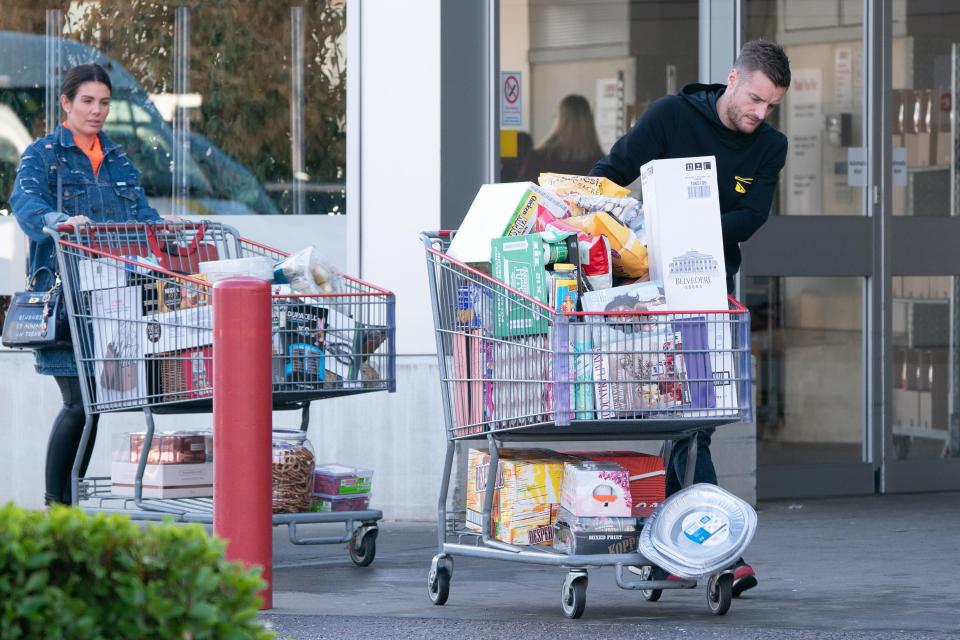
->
[687,182,711,199]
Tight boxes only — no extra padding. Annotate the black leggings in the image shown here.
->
[46,376,99,505]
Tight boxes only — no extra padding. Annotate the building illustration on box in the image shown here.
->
[669,250,720,276]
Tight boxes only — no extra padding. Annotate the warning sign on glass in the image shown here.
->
[500,71,522,129]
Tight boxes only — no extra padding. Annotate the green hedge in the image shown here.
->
[0,503,275,639]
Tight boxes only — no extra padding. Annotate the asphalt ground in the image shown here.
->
[261,492,960,639]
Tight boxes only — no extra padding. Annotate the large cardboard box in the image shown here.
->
[552,506,640,555]
[111,461,213,499]
[640,156,729,311]
[465,448,571,546]
[78,258,135,291]
[447,182,570,264]
[91,286,146,409]
[565,451,665,518]
[143,304,212,354]
[559,461,632,517]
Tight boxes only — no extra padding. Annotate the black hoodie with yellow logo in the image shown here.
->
[590,83,788,289]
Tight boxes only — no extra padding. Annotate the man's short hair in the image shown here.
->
[735,40,791,89]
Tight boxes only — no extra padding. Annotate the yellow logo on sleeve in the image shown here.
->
[734,175,753,194]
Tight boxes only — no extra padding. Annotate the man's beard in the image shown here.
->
[726,103,759,134]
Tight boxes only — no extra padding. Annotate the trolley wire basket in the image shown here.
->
[50,221,396,415]
[421,230,751,441]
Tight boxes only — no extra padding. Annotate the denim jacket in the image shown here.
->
[9,125,161,375]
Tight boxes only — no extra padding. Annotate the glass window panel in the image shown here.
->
[891,1,958,217]
[498,0,698,186]
[57,2,179,210]
[0,1,347,219]
[891,276,960,460]
[183,1,345,216]
[748,0,866,216]
[745,276,865,465]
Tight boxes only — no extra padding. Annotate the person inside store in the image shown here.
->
[9,63,163,506]
[500,130,533,182]
[518,93,604,182]
[590,39,791,597]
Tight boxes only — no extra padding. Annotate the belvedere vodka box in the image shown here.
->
[639,158,739,414]
[640,156,728,311]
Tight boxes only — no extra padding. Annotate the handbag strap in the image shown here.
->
[28,266,57,291]
[23,156,66,288]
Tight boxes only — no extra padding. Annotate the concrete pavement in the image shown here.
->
[261,492,960,639]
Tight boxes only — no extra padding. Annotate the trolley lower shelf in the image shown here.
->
[430,530,733,617]
[78,476,382,566]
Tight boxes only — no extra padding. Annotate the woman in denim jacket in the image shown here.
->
[10,63,163,505]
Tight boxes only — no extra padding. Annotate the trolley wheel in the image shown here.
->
[636,566,663,602]
[427,567,451,606]
[706,572,733,616]
[349,527,378,567]
[561,572,588,619]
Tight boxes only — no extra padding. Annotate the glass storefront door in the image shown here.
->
[737,1,876,497]
[885,0,960,491]
[495,0,960,498]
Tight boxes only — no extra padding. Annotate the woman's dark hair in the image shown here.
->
[61,63,113,102]
[537,94,604,163]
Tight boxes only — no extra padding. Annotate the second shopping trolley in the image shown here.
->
[49,221,395,566]
[421,230,753,618]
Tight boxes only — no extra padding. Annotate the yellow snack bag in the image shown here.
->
[565,212,648,279]
[537,173,630,198]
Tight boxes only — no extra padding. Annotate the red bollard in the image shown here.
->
[213,277,273,609]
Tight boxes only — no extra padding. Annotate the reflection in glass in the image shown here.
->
[747,0,866,216]
[891,276,960,460]
[0,1,347,216]
[498,0,698,185]
[890,2,958,217]
[745,276,865,465]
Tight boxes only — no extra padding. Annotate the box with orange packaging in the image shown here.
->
[465,448,573,546]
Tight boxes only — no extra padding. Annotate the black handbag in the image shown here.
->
[2,266,72,350]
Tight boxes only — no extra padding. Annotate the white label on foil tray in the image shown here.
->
[681,511,730,546]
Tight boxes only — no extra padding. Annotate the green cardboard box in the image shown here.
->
[491,236,550,337]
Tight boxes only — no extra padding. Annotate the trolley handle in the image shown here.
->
[54,221,211,240]
[55,220,208,262]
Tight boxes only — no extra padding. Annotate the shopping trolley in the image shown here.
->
[48,221,396,566]
[420,230,753,617]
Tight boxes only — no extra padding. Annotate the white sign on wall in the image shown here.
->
[893,147,907,187]
[785,68,823,214]
[834,48,854,112]
[595,77,622,152]
[847,147,907,187]
[500,71,522,129]
[847,147,866,187]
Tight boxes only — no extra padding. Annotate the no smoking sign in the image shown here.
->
[500,71,522,129]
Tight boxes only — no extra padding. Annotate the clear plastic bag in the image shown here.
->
[274,247,342,294]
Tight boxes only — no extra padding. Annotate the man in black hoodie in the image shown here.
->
[591,40,791,597]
